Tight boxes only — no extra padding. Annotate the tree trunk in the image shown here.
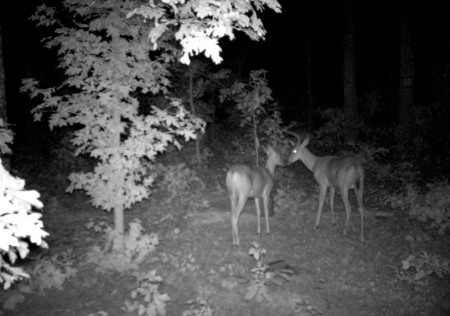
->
[398,3,414,126]
[342,0,358,141]
[112,109,125,251]
[188,67,202,164]
[0,24,10,170]
[304,11,314,129]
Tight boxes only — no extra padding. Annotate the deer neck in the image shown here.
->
[301,148,318,172]
[265,161,277,177]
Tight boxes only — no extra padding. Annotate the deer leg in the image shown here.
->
[340,188,352,236]
[329,187,336,227]
[354,187,364,242]
[231,194,247,246]
[263,193,270,235]
[254,197,262,238]
[315,185,327,229]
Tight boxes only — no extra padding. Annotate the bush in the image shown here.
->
[409,181,450,235]
[392,251,450,283]
[157,163,205,205]
[0,159,49,290]
[385,181,450,235]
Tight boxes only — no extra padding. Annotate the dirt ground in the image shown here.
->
[3,144,450,316]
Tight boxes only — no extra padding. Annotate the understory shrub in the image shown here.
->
[385,181,450,235]
[392,251,450,284]
[157,163,205,205]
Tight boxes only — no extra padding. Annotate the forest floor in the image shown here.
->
[2,137,450,316]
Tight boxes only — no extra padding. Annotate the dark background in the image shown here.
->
[1,0,450,132]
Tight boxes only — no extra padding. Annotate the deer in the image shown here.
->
[226,146,284,246]
[288,134,365,242]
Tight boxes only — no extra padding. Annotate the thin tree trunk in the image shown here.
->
[398,3,414,126]
[188,68,202,164]
[112,109,125,251]
[343,0,358,141]
[0,24,10,170]
[304,11,314,129]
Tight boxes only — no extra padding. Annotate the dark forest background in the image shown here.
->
[1,0,450,179]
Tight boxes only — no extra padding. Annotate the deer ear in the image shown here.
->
[302,137,310,147]
[264,145,273,154]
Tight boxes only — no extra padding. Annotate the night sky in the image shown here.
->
[1,0,450,126]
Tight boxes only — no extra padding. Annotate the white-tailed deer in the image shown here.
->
[226,146,283,246]
[288,135,364,242]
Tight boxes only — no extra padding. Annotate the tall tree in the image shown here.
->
[398,1,414,126]
[0,23,11,169]
[23,0,281,249]
[342,0,358,141]
[304,6,314,129]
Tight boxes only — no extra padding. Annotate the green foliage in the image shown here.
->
[22,2,206,218]
[384,184,420,211]
[28,250,78,294]
[342,142,388,166]
[372,161,420,187]
[123,270,170,316]
[220,69,289,163]
[221,69,273,128]
[0,118,13,155]
[314,108,359,152]
[245,242,292,303]
[392,252,450,284]
[85,219,110,233]
[409,181,450,235]
[129,0,282,64]
[157,163,205,205]
[22,0,281,224]
[385,181,450,235]
[246,242,271,302]
[1,249,77,311]
[170,60,231,124]
[293,298,323,316]
[182,297,213,316]
[0,160,48,290]
[259,103,294,152]
[85,220,159,272]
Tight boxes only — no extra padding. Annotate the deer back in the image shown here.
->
[226,165,273,198]
[314,156,363,189]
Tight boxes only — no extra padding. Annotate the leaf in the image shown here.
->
[259,285,271,302]
[245,284,257,300]
[270,278,283,286]
[401,260,411,270]
[414,270,426,280]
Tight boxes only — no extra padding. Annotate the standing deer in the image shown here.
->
[226,146,283,246]
[288,134,364,242]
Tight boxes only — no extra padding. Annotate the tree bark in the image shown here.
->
[0,24,11,170]
[304,11,314,129]
[342,0,358,141]
[398,3,414,126]
[188,67,202,164]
